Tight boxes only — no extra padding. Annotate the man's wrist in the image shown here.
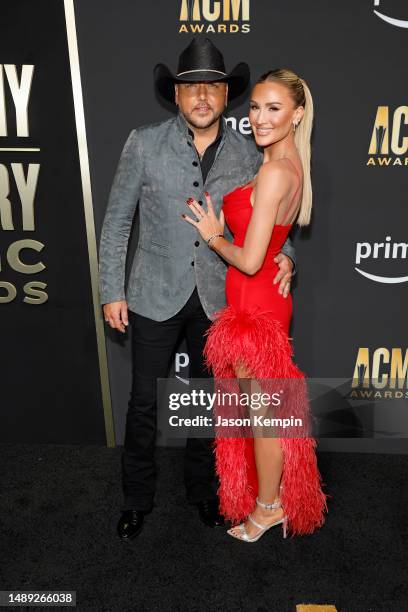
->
[100,293,126,305]
[287,256,296,276]
[280,252,296,275]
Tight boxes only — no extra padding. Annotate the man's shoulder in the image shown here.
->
[223,121,260,157]
[131,116,175,137]
[121,116,177,154]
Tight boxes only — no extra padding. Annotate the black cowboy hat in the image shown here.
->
[154,37,250,103]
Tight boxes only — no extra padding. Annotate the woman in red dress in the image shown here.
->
[182,68,328,541]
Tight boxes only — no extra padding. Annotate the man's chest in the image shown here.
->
[141,145,258,205]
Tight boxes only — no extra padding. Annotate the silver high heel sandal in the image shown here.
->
[227,497,288,542]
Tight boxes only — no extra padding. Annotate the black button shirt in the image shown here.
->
[188,120,223,184]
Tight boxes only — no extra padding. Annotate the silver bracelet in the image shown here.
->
[207,233,223,248]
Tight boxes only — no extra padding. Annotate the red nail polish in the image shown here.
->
[204,192,209,197]
[186,198,193,204]
[181,214,186,218]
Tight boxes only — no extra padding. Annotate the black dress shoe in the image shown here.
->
[196,499,225,527]
[117,510,144,541]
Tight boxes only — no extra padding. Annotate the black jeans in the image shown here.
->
[121,287,218,512]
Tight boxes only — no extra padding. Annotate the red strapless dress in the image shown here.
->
[203,184,328,536]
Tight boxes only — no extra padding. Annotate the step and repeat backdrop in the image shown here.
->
[1,0,407,452]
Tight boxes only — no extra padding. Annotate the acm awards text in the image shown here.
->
[0,64,47,305]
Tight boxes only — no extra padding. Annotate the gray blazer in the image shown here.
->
[98,112,296,322]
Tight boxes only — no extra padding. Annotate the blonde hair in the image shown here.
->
[256,68,314,226]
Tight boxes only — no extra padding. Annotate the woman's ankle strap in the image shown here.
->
[256,497,281,510]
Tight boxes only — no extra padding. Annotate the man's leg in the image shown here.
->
[121,309,183,512]
[183,289,219,504]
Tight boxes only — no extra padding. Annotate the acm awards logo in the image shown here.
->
[367,106,408,166]
[354,236,408,284]
[373,1,408,28]
[351,347,408,399]
[179,0,250,34]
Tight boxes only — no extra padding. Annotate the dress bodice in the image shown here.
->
[220,184,294,329]
[222,185,293,268]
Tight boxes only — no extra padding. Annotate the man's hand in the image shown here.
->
[103,300,128,333]
[273,253,294,298]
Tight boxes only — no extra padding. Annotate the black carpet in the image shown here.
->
[1,444,407,612]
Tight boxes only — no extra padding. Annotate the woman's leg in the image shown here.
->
[228,363,285,539]
[254,438,283,504]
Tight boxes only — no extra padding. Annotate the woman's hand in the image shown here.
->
[182,192,224,242]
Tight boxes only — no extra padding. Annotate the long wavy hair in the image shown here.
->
[256,69,314,226]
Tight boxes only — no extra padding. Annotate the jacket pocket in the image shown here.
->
[139,239,170,258]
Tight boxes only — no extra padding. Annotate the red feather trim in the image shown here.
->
[204,305,328,536]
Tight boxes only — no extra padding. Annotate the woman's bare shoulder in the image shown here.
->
[256,159,294,194]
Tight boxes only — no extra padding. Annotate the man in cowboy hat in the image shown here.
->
[99,37,296,541]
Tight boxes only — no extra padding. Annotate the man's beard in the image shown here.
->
[184,109,222,131]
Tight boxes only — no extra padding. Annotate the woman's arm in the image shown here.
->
[184,160,294,275]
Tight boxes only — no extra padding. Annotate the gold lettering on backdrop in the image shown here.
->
[0,64,34,137]
[351,347,408,393]
[180,0,189,20]
[367,156,408,166]
[202,0,221,21]
[369,106,388,154]
[223,0,230,20]
[227,0,249,20]
[193,0,201,20]
[190,24,205,32]
[378,157,392,166]
[12,163,40,230]
[0,164,13,229]
[368,106,408,162]
[0,282,17,303]
[7,239,45,274]
[352,347,370,387]
[372,347,389,389]
[0,67,6,136]
[179,0,250,32]
[390,348,408,389]
[0,163,40,230]
[23,281,48,304]
[0,64,48,304]
[391,106,408,155]
[0,278,46,304]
